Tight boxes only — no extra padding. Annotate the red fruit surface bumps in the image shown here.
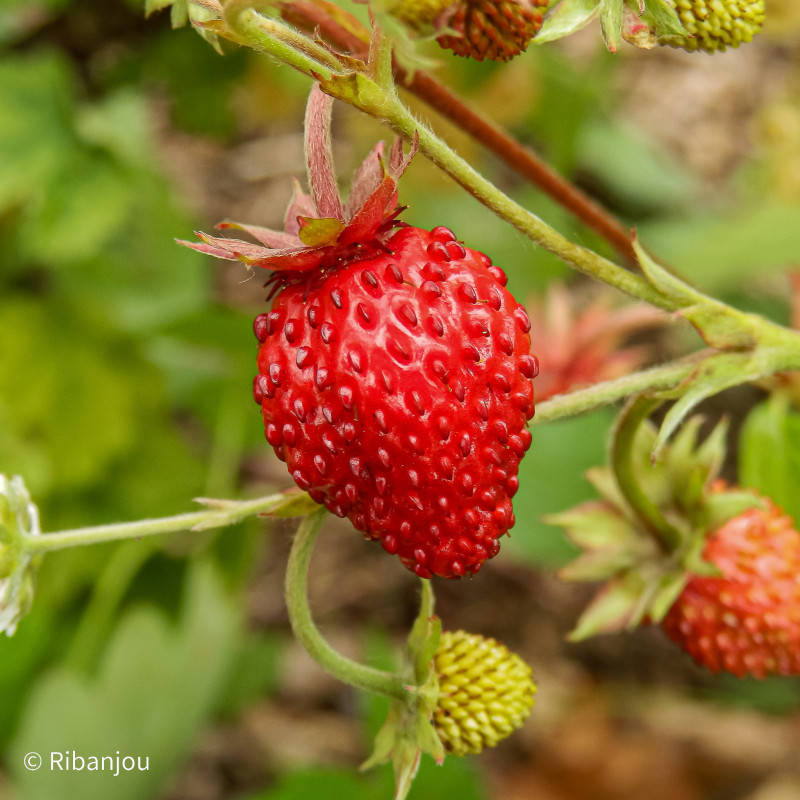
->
[253,225,535,578]
[662,496,800,678]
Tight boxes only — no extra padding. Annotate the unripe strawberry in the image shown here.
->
[663,0,765,53]
[433,630,536,756]
[181,88,536,579]
[662,493,800,678]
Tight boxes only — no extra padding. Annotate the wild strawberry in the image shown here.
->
[180,87,536,579]
[438,0,548,61]
[390,0,548,61]
[662,0,765,53]
[434,630,536,756]
[662,492,800,678]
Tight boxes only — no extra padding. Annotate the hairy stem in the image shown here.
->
[404,73,639,266]
[219,12,673,308]
[21,491,310,553]
[533,357,701,424]
[276,3,638,265]
[285,509,412,701]
[373,90,675,309]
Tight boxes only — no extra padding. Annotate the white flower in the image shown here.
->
[0,475,40,635]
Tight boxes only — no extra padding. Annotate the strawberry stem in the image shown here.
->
[611,396,683,553]
[284,509,415,702]
[533,356,703,424]
[19,491,315,553]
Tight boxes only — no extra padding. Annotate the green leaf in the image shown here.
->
[535,0,601,44]
[18,151,133,264]
[739,394,800,524]
[249,768,388,800]
[640,201,800,292]
[0,301,149,493]
[9,560,242,800]
[0,52,77,211]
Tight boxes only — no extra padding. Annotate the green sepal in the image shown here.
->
[646,569,689,622]
[535,0,601,44]
[641,0,686,37]
[568,572,647,641]
[191,489,320,530]
[262,489,322,518]
[559,547,640,582]
[701,489,765,533]
[653,353,763,461]
[552,406,759,640]
[599,0,624,52]
[546,502,638,552]
[297,216,347,246]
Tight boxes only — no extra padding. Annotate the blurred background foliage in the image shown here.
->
[1,0,800,798]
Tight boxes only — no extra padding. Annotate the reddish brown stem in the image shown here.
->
[279,3,637,266]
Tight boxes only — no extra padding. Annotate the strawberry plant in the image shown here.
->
[2,1,800,798]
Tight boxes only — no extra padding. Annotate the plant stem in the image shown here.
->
[611,396,682,553]
[533,357,701,424]
[217,13,674,309]
[372,92,673,309]
[284,509,412,701]
[20,492,309,554]
[404,72,639,266]
[276,2,639,266]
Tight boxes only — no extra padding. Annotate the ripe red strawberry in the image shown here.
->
[180,87,536,578]
[662,493,800,678]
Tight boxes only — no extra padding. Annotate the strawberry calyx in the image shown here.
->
[178,84,417,282]
[548,410,763,640]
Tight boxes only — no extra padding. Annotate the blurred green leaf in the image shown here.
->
[249,768,389,800]
[577,119,697,213]
[509,409,615,568]
[9,559,242,800]
[215,631,285,716]
[0,301,149,493]
[17,152,134,264]
[641,201,800,290]
[0,51,76,211]
[739,394,800,523]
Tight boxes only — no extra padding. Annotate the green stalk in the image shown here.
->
[284,509,412,701]
[20,492,307,554]
[533,357,700,424]
[220,12,675,310]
